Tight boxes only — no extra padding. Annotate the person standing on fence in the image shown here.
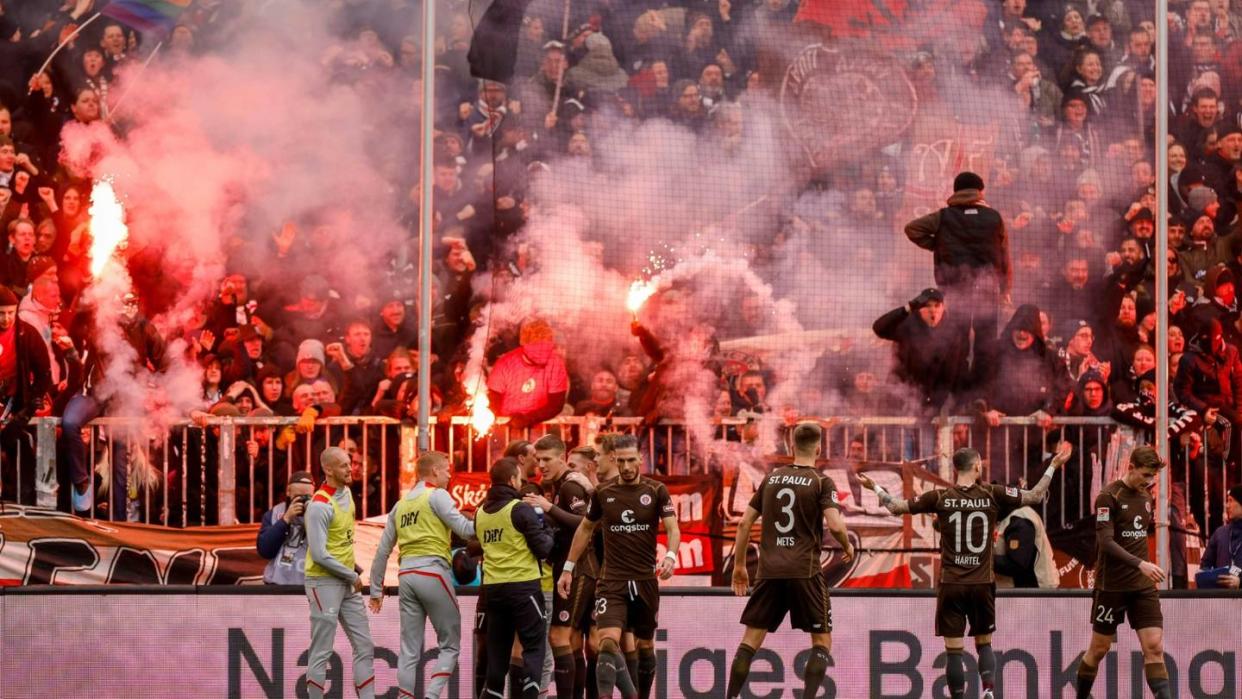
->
[725,421,854,699]
[304,446,376,699]
[1074,445,1171,699]
[860,443,1072,699]
[557,433,680,699]
[368,451,476,698]
[0,286,51,505]
[477,456,555,698]
[904,171,1011,379]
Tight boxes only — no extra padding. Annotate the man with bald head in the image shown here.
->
[304,447,376,699]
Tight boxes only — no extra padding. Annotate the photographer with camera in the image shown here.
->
[256,471,316,585]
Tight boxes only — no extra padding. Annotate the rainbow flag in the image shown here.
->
[99,0,191,35]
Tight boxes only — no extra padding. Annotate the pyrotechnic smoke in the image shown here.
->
[61,4,414,426]
[466,8,1145,461]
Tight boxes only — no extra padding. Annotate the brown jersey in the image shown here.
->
[550,471,593,572]
[588,477,674,581]
[748,465,839,579]
[909,482,1024,584]
[1092,479,1155,591]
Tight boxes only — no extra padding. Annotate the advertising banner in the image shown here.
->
[1,592,1236,698]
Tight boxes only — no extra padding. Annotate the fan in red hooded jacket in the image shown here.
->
[487,318,568,429]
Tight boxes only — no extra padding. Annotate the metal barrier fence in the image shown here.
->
[1,415,1237,534]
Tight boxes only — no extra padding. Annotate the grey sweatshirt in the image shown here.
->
[305,485,359,584]
[370,483,476,596]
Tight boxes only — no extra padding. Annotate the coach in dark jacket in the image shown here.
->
[477,457,555,698]
[872,287,970,411]
[905,172,1012,374]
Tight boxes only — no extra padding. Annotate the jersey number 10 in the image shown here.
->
[947,511,988,554]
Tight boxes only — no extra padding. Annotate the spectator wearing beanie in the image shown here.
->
[284,338,340,400]
[871,287,970,413]
[1201,486,1242,589]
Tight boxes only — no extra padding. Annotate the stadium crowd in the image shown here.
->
[0,0,1240,544]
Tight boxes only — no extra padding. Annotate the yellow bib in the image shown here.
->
[396,489,452,562]
[476,500,542,584]
[305,488,356,578]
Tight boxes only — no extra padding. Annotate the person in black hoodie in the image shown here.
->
[905,172,1011,376]
[871,287,970,412]
[476,457,555,699]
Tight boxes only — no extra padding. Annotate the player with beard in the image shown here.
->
[725,422,854,699]
[522,434,596,698]
[558,434,678,699]
[861,444,1071,699]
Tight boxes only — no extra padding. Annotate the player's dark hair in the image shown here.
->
[503,440,532,458]
[490,457,521,485]
[952,448,981,472]
[612,433,639,452]
[416,450,449,477]
[792,422,822,455]
[533,433,566,454]
[1130,445,1164,471]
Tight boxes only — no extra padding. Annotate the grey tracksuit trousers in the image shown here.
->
[305,577,376,699]
[395,560,462,698]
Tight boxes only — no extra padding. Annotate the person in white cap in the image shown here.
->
[304,446,375,699]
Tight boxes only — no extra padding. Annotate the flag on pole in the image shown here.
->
[467,0,537,82]
[99,0,191,35]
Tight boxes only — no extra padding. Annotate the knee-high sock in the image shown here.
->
[977,642,996,691]
[554,645,576,699]
[1076,658,1098,699]
[586,651,599,699]
[945,648,966,699]
[625,650,639,690]
[727,644,757,699]
[573,652,587,699]
[1145,662,1171,699]
[597,639,637,699]
[804,645,831,699]
[637,647,657,699]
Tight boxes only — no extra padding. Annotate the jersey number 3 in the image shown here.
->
[775,488,796,534]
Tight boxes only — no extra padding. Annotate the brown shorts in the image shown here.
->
[935,583,996,638]
[552,571,596,631]
[740,576,832,633]
[1091,587,1163,635]
[594,578,659,640]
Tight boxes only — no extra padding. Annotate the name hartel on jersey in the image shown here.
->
[954,554,982,566]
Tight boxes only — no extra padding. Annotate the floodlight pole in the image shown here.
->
[417,0,437,453]
[1155,0,1171,587]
